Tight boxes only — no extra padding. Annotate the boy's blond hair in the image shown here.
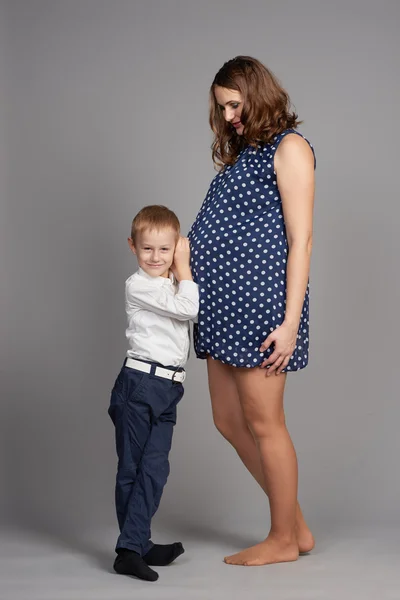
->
[131,205,180,243]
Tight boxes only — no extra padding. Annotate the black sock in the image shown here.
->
[113,549,159,582]
[143,542,185,566]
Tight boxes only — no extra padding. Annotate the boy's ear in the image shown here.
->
[128,237,137,255]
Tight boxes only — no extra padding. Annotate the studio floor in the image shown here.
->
[1,523,399,600]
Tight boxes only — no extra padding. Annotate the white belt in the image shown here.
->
[125,358,186,383]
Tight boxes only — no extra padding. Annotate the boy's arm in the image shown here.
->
[127,279,199,321]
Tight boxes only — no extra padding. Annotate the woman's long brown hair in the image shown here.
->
[209,56,301,169]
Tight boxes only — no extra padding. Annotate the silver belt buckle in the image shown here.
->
[172,369,185,383]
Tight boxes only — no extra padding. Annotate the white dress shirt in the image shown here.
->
[125,268,199,368]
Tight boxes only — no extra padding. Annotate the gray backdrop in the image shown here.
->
[2,0,400,544]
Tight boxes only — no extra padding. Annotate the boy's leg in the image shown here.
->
[108,367,153,543]
[109,366,161,581]
[140,397,186,566]
[117,379,184,556]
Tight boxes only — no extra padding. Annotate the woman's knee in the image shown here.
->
[208,359,246,442]
[212,410,238,441]
[242,401,286,440]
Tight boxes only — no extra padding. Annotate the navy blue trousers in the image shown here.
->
[108,360,184,555]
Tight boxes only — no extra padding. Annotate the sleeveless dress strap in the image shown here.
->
[270,129,316,169]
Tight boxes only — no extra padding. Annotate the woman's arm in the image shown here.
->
[277,134,315,328]
[259,134,315,374]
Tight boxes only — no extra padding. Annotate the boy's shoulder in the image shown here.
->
[125,270,151,293]
[125,270,141,287]
[125,269,177,292]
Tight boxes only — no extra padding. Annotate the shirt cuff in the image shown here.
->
[178,279,199,297]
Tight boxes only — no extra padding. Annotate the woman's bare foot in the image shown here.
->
[296,524,315,554]
[296,503,315,554]
[224,535,299,566]
[295,506,315,553]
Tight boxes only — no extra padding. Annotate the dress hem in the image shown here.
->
[195,349,308,372]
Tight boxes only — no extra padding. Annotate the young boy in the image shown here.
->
[108,205,199,582]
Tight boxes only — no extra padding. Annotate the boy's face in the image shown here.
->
[128,227,177,278]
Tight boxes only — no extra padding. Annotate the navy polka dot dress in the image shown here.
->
[188,129,316,371]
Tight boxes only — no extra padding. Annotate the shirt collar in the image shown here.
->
[137,267,175,285]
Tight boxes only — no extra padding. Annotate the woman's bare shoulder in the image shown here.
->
[275,132,314,170]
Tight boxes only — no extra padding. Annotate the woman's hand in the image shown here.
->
[171,237,193,282]
[259,321,298,375]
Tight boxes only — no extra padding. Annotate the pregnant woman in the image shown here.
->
[188,56,316,566]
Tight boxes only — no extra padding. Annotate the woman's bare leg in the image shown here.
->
[207,358,313,564]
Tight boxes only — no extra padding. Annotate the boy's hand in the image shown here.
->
[171,237,193,281]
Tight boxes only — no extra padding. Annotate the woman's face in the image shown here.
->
[214,86,244,135]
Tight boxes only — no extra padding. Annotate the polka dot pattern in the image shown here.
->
[188,129,315,371]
